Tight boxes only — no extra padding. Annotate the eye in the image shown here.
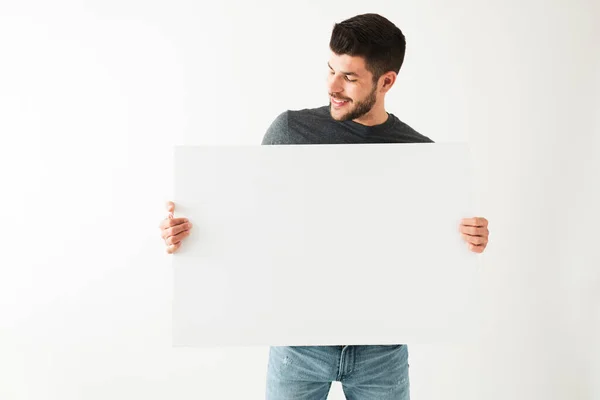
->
[329,70,356,82]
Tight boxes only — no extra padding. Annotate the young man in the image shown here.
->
[159,13,490,400]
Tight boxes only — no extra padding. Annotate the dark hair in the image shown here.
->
[329,13,406,83]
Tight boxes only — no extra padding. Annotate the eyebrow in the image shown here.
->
[328,62,359,77]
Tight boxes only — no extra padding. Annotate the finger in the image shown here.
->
[162,222,192,240]
[167,201,175,214]
[159,217,188,230]
[166,242,182,254]
[461,217,488,227]
[165,229,191,246]
[162,222,193,240]
[462,233,487,245]
[460,226,489,237]
[468,243,486,253]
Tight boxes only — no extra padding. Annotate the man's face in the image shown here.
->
[327,52,379,121]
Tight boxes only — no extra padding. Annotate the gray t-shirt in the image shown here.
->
[261,105,434,145]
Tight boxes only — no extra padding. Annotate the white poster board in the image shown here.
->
[172,143,481,347]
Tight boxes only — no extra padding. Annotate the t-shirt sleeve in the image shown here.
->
[261,111,289,145]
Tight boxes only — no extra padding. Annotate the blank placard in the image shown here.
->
[172,143,481,347]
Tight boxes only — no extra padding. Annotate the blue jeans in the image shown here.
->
[266,345,410,399]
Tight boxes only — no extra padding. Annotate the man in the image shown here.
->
[159,13,490,400]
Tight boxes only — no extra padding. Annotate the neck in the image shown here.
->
[352,103,389,126]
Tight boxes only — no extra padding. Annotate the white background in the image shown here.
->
[0,0,599,399]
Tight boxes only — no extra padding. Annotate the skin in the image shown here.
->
[159,201,191,254]
[327,51,393,126]
[159,52,490,254]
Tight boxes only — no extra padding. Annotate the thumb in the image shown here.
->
[166,201,175,218]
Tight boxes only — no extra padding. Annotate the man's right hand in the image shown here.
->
[159,201,192,254]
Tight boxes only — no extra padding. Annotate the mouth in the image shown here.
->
[331,97,350,107]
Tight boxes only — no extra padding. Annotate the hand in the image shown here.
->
[159,201,192,254]
[459,217,489,253]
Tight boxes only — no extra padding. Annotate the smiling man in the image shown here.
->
[159,12,489,400]
[259,13,490,400]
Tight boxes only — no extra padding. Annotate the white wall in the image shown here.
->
[0,0,598,399]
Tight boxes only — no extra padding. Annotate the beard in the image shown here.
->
[329,84,378,121]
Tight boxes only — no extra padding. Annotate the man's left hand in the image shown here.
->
[460,217,489,253]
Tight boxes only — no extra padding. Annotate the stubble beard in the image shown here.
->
[329,84,378,122]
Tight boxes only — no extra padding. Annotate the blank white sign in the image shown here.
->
[172,143,481,347]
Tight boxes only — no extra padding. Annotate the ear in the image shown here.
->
[379,71,397,93]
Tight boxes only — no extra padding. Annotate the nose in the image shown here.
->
[327,73,344,94]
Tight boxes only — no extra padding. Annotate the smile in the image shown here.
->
[331,97,350,106]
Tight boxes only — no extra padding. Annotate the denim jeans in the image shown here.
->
[266,345,410,400]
